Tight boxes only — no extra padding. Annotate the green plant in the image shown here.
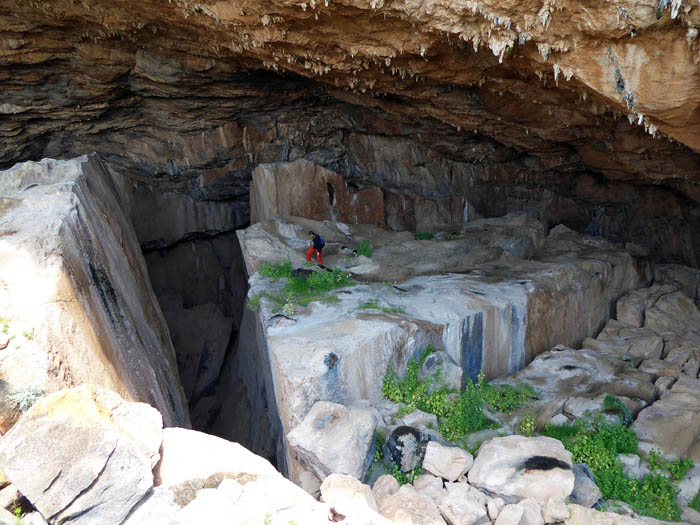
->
[258,261,292,279]
[690,489,700,512]
[247,294,262,311]
[480,382,535,413]
[357,240,372,257]
[516,415,536,437]
[414,232,434,240]
[390,461,423,485]
[13,504,21,524]
[358,301,406,315]
[544,415,684,521]
[8,386,44,413]
[21,330,33,341]
[603,394,632,425]
[645,450,693,481]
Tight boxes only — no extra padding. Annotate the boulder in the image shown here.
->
[639,359,682,379]
[128,427,333,525]
[320,473,378,513]
[437,486,488,525]
[468,435,574,503]
[487,497,505,521]
[413,474,446,500]
[287,401,377,481]
[644,290,700,347]
[0,386,162,525]
[683,506,700,525]
[379,484,446,525]
[495,504,525,525]
[372,475,400,507]
[383,426,431,473]
[616,285,677,329]
[542,497,569,523]
[634,379,700,458]
[423,441,473,482]
[320,473,391,524]
[570,464,602,508]
[519,498,544,525]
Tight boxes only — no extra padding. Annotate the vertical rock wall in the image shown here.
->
[0,155,189,427]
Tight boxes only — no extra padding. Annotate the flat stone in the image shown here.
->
[639,359,682,378]
[438,486,487,525]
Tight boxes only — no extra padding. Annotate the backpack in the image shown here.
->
[318,235,325,249]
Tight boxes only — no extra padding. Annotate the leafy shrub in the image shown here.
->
[545,416,684,521]
[645,450,693,481]
[516,415,536,437]
[603,394,632,425]
[414,232,434,240]
[383,348,529,442]
[258,261,292,279]
[8,386,45,413]
[690,489,700,512]
[357,240,372,257]
[481,382,535,413]
[246,294,262,311]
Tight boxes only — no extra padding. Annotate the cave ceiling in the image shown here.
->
[2,0,700,211]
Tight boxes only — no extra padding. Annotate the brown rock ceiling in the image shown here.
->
[1,0,700,263]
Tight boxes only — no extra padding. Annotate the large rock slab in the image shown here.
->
[468,435,574,503]
[0,386,162,525]
[127,427,334,525]
[0,156,188,426]
[582,319,663,360]
[287,401,377,482]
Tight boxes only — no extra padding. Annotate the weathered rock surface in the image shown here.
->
[383,426,431,474]
[0,156,188,426]
[422,442,473,483]
[0,386,162,525]
[128,427,335,525]
[237,215,650,483]
[467,435,574,503]
[287,401,377,484]
[379,485,446,525]
[571,464,602,508]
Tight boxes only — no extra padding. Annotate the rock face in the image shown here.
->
[0,386,162,525]
[2,0,700,266]
[0,156,188,426]
[235,214,650,484]
[251,159,385,227]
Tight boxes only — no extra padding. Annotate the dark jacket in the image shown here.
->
[312,234,324,251]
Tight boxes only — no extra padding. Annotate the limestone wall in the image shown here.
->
[0,155,189,427]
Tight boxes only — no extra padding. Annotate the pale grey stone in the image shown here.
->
[379,485,446,525]
[423,441,473,482]
[468,436,574,503]
[413,474,445,501]
[372,475,400,507]
[287,401,377,481]
[542,497,569,524]
[570,464,601,508]
[519,498,543,525]
[495,504,524,525]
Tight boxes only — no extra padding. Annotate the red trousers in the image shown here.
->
[306,247,322,265]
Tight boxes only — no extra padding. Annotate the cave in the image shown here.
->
[2,0,700,485]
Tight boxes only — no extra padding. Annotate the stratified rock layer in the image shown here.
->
[1,1,700,265]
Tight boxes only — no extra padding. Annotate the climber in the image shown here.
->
[306,230,324,265]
